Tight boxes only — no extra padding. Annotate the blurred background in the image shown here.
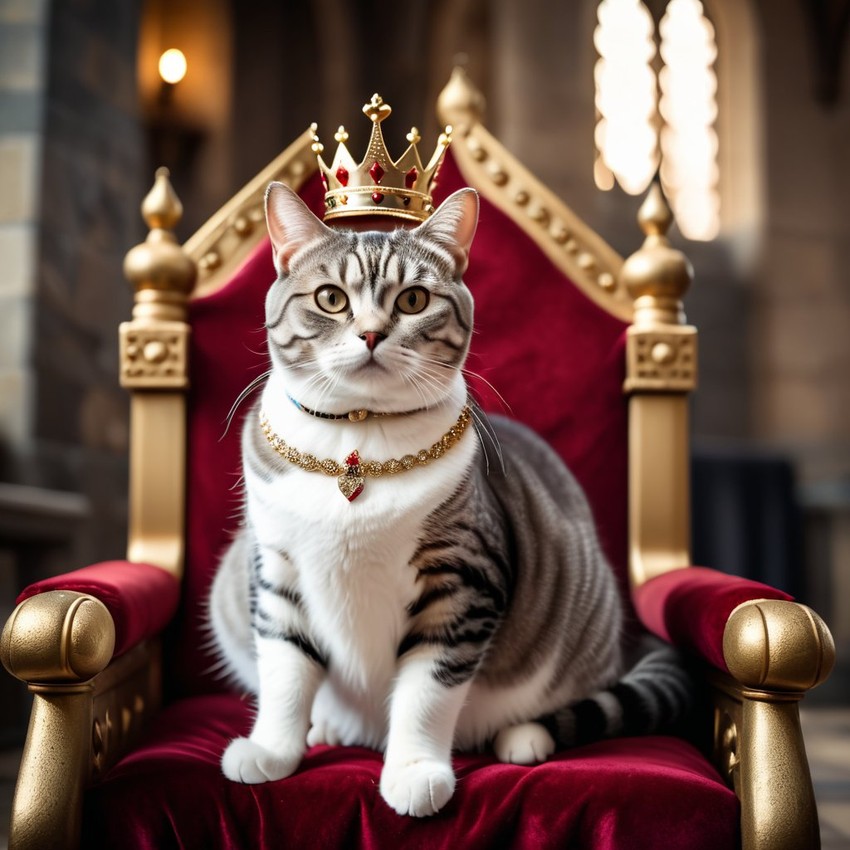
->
[0,0,849,840]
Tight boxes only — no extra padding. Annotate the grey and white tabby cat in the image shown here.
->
[209,182,690,817]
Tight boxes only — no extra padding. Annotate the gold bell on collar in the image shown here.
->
[311,93,452,224]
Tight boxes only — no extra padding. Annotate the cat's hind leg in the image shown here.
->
[306,718,342,747]
[493,721,556,765]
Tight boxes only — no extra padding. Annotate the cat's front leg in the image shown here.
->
[222,636,325,784]
[380,652,472,817]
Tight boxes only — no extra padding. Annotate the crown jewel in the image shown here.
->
[311,94,452,223]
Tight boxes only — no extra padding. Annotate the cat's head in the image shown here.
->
[262,182,479,414]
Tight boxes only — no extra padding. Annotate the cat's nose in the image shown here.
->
[360,331,386,351]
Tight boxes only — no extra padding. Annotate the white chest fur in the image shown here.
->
[246,374,476,743]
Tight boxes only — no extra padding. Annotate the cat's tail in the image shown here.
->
[543,637,694,747]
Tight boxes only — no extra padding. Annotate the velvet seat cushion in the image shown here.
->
[83,693,738,850]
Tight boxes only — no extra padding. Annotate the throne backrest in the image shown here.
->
[168,83,635,696]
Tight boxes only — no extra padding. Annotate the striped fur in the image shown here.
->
[208,184,691,816]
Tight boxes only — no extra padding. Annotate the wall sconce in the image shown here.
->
[158,48,187,106]
[145,46,204,182]
[138,0,232,218]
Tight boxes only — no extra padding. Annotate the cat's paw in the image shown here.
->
[380,759,456,817]
[306,720,341,747]
[493,722,556,765]
[221,737,302,784]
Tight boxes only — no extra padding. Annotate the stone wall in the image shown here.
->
[0,0,146,568]
[0,0,47,454]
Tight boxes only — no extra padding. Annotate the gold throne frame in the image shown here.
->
[1,68,835,850]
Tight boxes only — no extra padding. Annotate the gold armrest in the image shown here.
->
[713,599,835,850]
[1,592,114,850]
[2,590,115,683]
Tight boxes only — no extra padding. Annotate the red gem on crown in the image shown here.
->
[311,93,452,223]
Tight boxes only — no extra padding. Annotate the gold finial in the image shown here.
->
[334,126,349,144]
[407,127,422,145]
[123,169,196,320]
[619,178,693,327]
[437,66,486,134]
[637,178,674,237]
[140,167,183,231]
[310,123,323,154]
[363,93,392,123]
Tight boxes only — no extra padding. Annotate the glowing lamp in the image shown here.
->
[158,49,187,85]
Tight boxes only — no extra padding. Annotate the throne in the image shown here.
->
[1,69,835,850]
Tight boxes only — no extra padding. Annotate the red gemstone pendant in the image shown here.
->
[338,451,365,501]
[336,166,349,186]
[405,167,418,189]
[369,161,385,184]
[371,192,385,204]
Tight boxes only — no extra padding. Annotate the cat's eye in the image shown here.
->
[396,287,430,315]
[315,285,348,314]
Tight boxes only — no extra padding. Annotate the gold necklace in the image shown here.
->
[259,405,472,502]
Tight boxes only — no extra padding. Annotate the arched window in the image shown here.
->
[594,0,719,241]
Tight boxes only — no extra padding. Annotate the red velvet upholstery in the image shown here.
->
[16,561,180,658]
[634,566,792,672]
[83,693,738,850]
[178,153,631,695]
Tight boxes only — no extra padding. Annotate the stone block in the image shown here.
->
[0,224,35,296]
[0,367,30,444]
[754,374,850,442]
[0,25,44,91]
[0,91,42,133]
[0,134,39,222]
[761,230,838,300]
[754,295,850,377]
[0,0,48,25]
[0,295,30,370]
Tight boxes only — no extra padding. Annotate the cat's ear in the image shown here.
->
[264,182,330,275]
[417,188,479,276]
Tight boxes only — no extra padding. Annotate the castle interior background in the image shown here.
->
[1,0,849,745]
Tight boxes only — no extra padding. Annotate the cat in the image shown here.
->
[208,181,691,817]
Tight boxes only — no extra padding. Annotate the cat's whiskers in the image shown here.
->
[383,349,452,410]
[223,369,274,437]
[415,353,513,416]
[468,404,505,475]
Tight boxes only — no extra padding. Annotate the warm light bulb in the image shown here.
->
[158,49,187,85]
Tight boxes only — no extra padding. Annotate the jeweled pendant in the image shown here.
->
[338,450,364,501]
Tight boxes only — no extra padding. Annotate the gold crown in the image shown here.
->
[311,94,452,223]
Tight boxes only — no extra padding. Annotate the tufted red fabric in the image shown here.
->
[16,561,180,658]
[83,693,738,850]
[633,566,792,672]
[177,152,630,694]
